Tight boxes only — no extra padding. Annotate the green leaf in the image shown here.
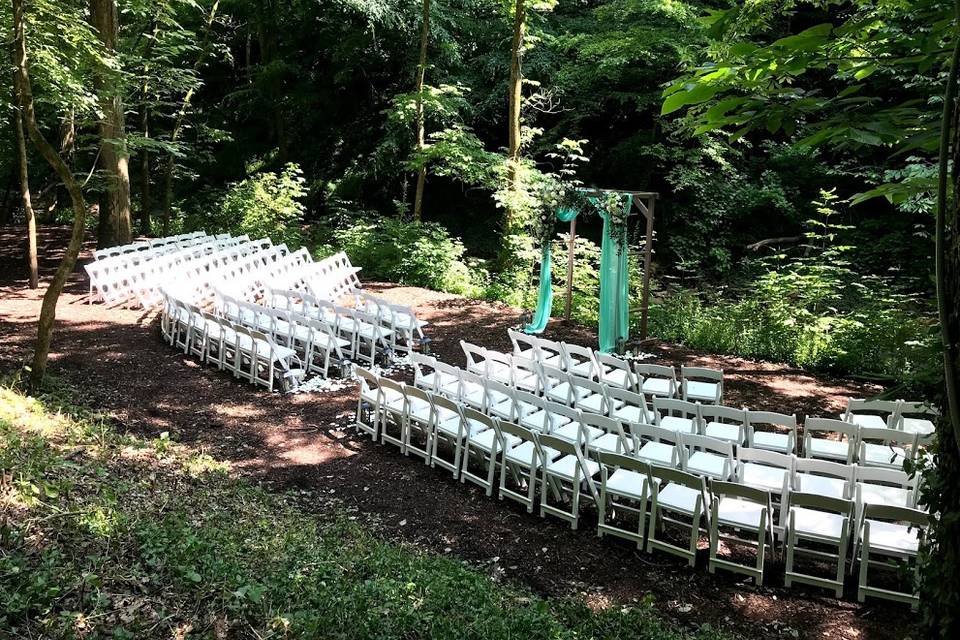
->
[661,83,718,115]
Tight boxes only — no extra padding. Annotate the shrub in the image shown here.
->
[332,218,486,296]
[186,163,306,247]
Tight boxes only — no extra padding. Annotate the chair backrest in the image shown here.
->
[746,410,797,450]
[787,491,853,519]
[484,378,516,410]
[862,503,929,529]
[462,405,494,431]
[537,337,564,364]
[597,451,650,477]
[379,377,406,403]
[649,465,708,497]
[512,356,542,393]
[700,404,747,424]
[635,363,675,379]
[803,417,857,462]
[495,418,537,450]
[711,479,773,507]
[738,446,794,466]
[634,423,681,446]
[855,465,913,489]
[681,366,722,382]
[682,432,734,459]
[404,383,432,406]
[653,397,701,421]
[543,400,582,429]
[431,391,462,419]
[859,426,918,450]
[410,352,438,389]
[570,376,611,412]
[793,458,854,498]
[514,389,547,428]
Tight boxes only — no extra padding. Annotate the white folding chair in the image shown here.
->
[607,386,658,426]
[681,432,735,481]
[354,367,385,441]
[840,398,898,430]
[793,458,854,500]
[700,404,748,445]
[803,417,857,464]
[378,378,409,451]
[680,366,723,404]
[596,352,636,390]
[708,480,775,585]
[735,448,794,532]
[854,466,919,525]
[784,492,855,597]
[560,342,599,379]
[647,466,709,566]
[429,393,471,478]
[892,401,937,437]
[597,453,654,547]
[858,427,920,470]
[508,328,539,360]
[570,376,617,416]
[856,504,928,610]
[496,419,556,513]
[403,385,437,464]
[538,432,600,530]
[583,413,633,456]
[511,356,541,394]
[634,363,678,398]
[485,379,517,422]
[746,410,798,455]
[653,397,701,435]
[459,406,501,496]
[633,423,683,468]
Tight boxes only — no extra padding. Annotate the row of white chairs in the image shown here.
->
[355,368,929,608]
[92,231,209,260]
[841,398,938,436]
[507,329,724,403]
[266,288,426,363]
[135,238,281,308]
[215,290,350,378]
[86,234,256,306]
[161,289,305,391]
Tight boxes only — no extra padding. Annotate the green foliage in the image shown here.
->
[331,217,487,296]
[0,380,728,640]
[648,192,937,383]
[187,163,307,247]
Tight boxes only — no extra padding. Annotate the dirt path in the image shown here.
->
[0,226,909,640]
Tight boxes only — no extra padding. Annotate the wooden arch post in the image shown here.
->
[561,189,659,341]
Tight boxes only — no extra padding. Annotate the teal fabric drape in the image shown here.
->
[597,194,631,352]
[523,198,631,352]
[523,207,579,334]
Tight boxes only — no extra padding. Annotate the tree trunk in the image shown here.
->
[506,0,526,200]
[139,104,152,234]
[10,56,38,288]
[924,2,960,633]
[90,0,131,248]
[161,0,221,235]
[12,0,89,389]
[412,0,430,221]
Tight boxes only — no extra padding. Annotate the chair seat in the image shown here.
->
[552,422,602,443]
[858,483,913,509]
[636,441,676,467]
[546,455,599,481]
[587,432,633,454]
[685,381,720,402]
[796,474,848,500]
[568,360,596,378]
[505,441,559,468]
[408,400,432,423]
[791,507,846,542]
[488,398,515,420]
[807,438,851,461]
[576,393,608,414]
[545,382,588,404]
[740,463,788,493]
[611,404,648,425]
[602,368,632,389]
[606,469,653,500]
[641,378,673,397]
[656,483,701,514]
[846,414,888,430]
[468,428,515,452]
[752,431,791,453]
[437,417,484,438]
[716,497,765,530]
[704,422,743,444]
[864,519,920,555]
[515,372,540,392]
[861,443,908,468]
[460,384,485,408]
[420,373,459,396]
[686,451,730,480]
[660,416,697,434]
[487,363,513,384]
[901,417,935,436]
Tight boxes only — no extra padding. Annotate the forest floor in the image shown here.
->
[0,226,913,640]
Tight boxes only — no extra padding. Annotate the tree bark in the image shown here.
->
[10,54,38,288]
[12,0,89,389]
[506,0,526,207]
[90,0,131,248]
[161,0,221,235]
[412,0,430,221]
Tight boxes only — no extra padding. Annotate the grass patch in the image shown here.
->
[0,379,727,639]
